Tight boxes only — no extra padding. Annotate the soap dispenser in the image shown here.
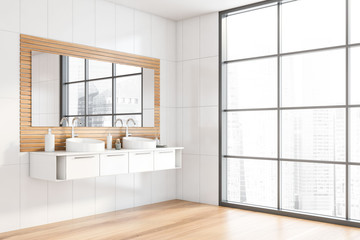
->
[107,133,113,150]
[45,129,55,152]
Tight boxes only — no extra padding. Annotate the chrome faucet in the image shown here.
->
[125,118,136,137]
[114,118,124,127]
[72,117,82,138]
[59,117,69,127]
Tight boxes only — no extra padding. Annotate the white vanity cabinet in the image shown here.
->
[30,147,183,181]
[154,149,175,170]
[129,151,154,173]
[58,155,100,180]
[100,153,129,176]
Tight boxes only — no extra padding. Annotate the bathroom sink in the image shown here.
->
[66,138,105,152]
[122,137,156,149]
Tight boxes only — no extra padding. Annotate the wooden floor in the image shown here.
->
[1,200,360,240]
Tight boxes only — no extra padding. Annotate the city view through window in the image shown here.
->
[221,0,360,221]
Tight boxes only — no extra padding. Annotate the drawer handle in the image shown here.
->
[74,156,95,159]
[159,151,173,154]
[135,152,151,155]
[107,154,125,157]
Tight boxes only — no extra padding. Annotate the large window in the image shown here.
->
[220,0,360,225]
[61,57,143,127]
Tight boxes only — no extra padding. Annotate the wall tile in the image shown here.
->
[0,165,20,233]
[167,61,177,108]
[151,171,168,203]
[176,169,183,199]
[182,17,199,60]
[182,107,199,155]
[20,164,47,229]
[134,11,151,57]
[200,56,218,107]
[200,13,219,58]
[116,5,134,53]
[96,0,116,50]
[134,172,152,207]
[182,59,200,107]
[151,15,167,59]
[166,108,177,147]
[200,155,218,205]
[176,61,183,108]
[160,60,168,107]
[48,0,73,42]
[176,108,183,146]
[160,107,168,145]
[73,0,96,46]
[176,21,183,61]
[0,98,19,166]
[48,181,73,223]
[167,169,177,200]
[0,31,19,99]
[166,20,176,61]
[0,0,20,32]
[95,176,116,214]
[182,154,200,202]
[73,178,96,218]
[116,173,134,210]
[200,107,218,156]
[20,0,47,38]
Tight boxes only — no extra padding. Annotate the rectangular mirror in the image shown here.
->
[31,51,155,127]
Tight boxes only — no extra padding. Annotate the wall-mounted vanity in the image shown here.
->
[20,34,183,180]
[30,147,183,181]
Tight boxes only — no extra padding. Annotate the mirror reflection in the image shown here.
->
[31,51,155,127]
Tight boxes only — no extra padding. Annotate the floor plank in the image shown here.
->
[1,200,360,240]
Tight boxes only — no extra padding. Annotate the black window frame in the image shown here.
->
[219,0,360,228]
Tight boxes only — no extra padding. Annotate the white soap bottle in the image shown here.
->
[45,129,55,152]
[107,133,112,150]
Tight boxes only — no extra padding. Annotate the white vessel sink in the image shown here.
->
[66,138,105,152]
[122,137,156,149]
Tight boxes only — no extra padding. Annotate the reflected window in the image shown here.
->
[61,57,144,127]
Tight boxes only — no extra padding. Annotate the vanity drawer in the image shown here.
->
[154,150,176,170]
[129,151,154,173]
[57,155,100,180]
[100,153,129,176]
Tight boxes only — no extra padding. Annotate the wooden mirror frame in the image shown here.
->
[20,34,160,152]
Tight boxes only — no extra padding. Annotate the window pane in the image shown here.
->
[226,57,277,109]
[350,108,360,162]
[68,83,85,115]
[116,76,142,114]
[350,166,360,220]
[89,60,112,79]
[68,57,85,82]
[350,0,360,44]
[281,109,345,161]
[282,162,345,218]
[226,111,277,158]
[116,64,141,76]
[226,5,277,60]
[350,47,360,104]
[281,49,345,107]
[88,116,112,127]
[281,0,345,53]
[227,158,277,208]
[114,115,142,127]
[88,80,112,114]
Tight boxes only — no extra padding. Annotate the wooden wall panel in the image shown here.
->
[20,34,160,152]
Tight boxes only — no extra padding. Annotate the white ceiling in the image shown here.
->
[116,0,264,20]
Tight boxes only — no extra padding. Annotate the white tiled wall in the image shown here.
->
[176,12,219,206]
[0,0,178,234]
